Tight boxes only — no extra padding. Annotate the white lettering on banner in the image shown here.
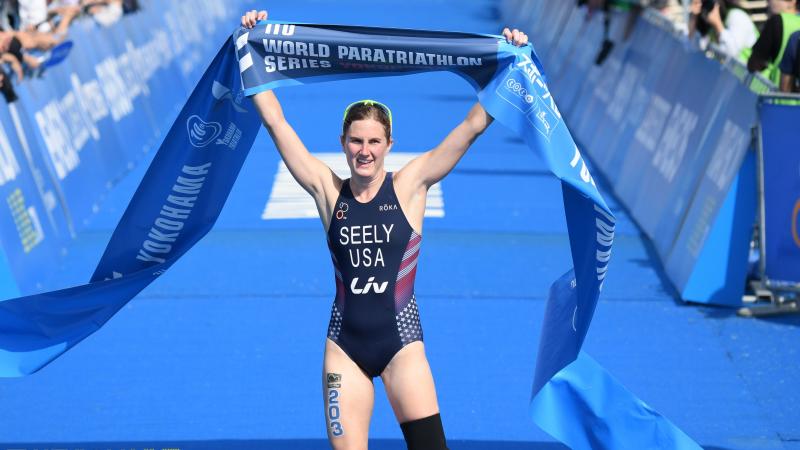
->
[634,95,671,152]
[0,124,20,186]
[96,56,134,121]
[515,53,561,120]
[70,74,105,138]
[136,163,211,265]
[264,55,332,73]
[652,104,699,183]
[61,92,91,152]
[332,45,481,67]
[607,64,641,123]
[706,120,749,191]
[569,145,596,186]
[35,72,115,181]
[35,104,79,180]
[217,123,243,149]
[264,23,296,36]
[264,39,331,58]
[595,204,615,290]
[164,16,186,56]
[90,32,172,124]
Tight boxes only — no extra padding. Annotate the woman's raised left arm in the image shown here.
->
[399,27,528,189]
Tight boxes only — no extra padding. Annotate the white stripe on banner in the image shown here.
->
[262,153,445,220]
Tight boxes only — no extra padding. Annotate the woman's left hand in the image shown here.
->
[502,27,529,47]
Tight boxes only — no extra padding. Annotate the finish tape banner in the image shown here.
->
[760,99,800,285]
[0,20,697,449]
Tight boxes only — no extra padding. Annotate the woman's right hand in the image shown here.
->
[242,9,267,29]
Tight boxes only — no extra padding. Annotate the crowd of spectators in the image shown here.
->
[583,0,800,93]
[0,0,140,102]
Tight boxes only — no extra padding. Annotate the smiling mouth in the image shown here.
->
[356,157,373,165]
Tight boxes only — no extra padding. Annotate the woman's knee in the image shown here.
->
[400,413,449,450]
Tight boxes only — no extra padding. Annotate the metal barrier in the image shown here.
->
[741,93,800,316]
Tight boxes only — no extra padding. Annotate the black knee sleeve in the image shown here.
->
[400,413,448,450]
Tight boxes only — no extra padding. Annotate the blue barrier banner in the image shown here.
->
[613,26,683,218]
[759,99,800,284]
[0,0,244,297]
[648,62,743,259]
[0,36,261,376]
[0,102,68,293]
[629,45,715,256]
[534,4,757,306]
[664,80,756,294]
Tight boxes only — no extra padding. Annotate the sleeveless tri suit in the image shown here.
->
[326,172,423,377]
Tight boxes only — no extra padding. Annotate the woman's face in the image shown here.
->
[342,118,393,179]
[769,0,795,14]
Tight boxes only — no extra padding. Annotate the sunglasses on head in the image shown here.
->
[343,99,393,130]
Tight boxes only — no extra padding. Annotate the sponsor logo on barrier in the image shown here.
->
[793,199,800,249]
[706,120,749,191]
[634,95,671,152]
[6,189,44,253]
[607,64,641,123]
[0,124,20,186]
[652,104,698,183]
[35,105,80,180]
[187,115,222,147]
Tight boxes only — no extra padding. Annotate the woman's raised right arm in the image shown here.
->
[251,90,337,196]
[243,10,339,199]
